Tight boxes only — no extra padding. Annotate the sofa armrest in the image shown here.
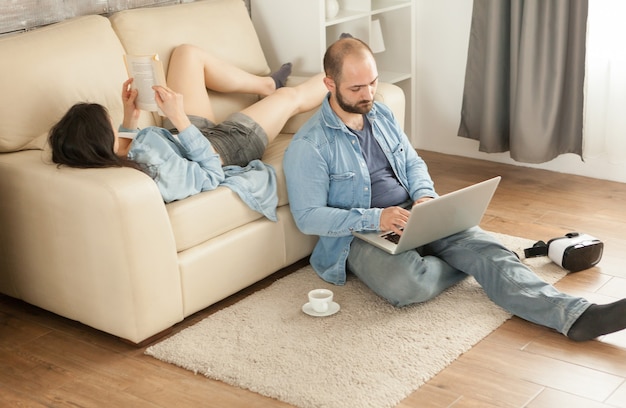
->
[0,151,183,343]
[279,77,406,135]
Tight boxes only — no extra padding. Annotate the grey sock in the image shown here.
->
[270,62,292,89]
[568,299,626,341]
[340,33,353,39]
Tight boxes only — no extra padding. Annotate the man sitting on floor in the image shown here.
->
[283,36,626,342]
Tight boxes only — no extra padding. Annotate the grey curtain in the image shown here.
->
[457,0,588,163]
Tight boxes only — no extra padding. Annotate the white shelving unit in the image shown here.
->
[251,0,415,135]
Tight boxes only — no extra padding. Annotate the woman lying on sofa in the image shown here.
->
[48,44,327,214]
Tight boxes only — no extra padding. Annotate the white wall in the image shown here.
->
[414,0,626,183]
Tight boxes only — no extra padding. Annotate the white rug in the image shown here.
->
[146,233,565,408]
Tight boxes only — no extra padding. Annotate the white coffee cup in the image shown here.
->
[308,289,333,313]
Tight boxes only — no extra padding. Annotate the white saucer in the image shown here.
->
[302,301,340,317]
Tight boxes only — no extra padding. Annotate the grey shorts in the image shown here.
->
[162,112,268,167]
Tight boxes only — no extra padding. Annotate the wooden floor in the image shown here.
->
[2,150,626,407]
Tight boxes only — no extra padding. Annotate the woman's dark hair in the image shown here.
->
[49,103,143,171]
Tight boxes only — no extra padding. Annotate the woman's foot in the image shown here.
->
[270,62,292,90]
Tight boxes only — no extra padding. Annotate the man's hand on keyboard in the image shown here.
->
[380,206,410,236]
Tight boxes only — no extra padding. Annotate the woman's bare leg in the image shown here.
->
[166,44,288,121]
[239,73,327,143]
[166,44,325,145]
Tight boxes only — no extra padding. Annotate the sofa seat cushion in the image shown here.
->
[167,184,262,253]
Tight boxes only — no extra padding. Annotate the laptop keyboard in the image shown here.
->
[381,231,401,244]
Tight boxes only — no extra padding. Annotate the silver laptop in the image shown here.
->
[352,176,501,254]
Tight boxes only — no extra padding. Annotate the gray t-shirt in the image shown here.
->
[350,116,410,208]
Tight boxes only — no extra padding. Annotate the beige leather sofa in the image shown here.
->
[0,0,405,344]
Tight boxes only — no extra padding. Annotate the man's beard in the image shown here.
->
[336,88,373,114]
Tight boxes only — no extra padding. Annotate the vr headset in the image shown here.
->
[524,232,603,272]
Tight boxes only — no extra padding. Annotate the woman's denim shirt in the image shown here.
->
[124,124,278,220]
[283,96,437,284]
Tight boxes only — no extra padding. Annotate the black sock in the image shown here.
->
[340,33,353,39]
[270,62,292,90]
[567,299,626,341]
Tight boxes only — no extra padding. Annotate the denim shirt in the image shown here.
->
[124,125,278,221]
[283,95,437,284]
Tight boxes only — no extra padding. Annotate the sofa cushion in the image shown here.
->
[109,0,270,124]
[0,15,134,153]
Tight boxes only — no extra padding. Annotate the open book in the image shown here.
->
[123,54,167,113]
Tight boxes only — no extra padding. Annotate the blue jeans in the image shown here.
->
[346,226,590,335]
